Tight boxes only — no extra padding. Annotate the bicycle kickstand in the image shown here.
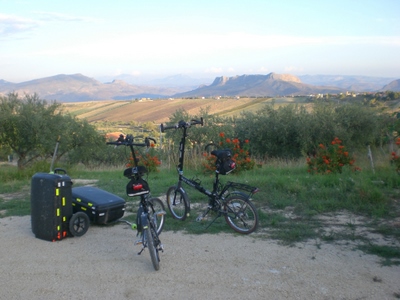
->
[205,212,222,230]
[134,236,146,255]
[196,206,211,222]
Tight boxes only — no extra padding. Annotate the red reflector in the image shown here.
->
[133,184,143,191]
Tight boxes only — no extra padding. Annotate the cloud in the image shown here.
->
[0,12,100,39]
[0,13,39,36]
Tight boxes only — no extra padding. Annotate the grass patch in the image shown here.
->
[1,157,400,264]
[357,244,400,266]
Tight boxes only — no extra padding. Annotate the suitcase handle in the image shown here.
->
[54,168,67,175]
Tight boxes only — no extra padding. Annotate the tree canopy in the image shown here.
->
[0,93,103,169]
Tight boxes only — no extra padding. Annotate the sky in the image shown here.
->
[1,0,399,83]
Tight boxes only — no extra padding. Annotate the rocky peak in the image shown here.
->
[265,72,302,83]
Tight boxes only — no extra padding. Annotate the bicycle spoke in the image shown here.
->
[224,195,258,234]
[166,186,189,221]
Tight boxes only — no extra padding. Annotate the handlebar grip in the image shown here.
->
[160,123,177,133]
[191,117,204,126]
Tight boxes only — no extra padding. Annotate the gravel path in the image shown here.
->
[1,215,399,300]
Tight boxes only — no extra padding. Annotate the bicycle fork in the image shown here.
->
[135,213,164,255]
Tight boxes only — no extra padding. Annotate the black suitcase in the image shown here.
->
[31,172,73,241]
[72,186,126,224]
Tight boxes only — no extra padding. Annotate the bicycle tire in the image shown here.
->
[69,212,90,237]
[166,185,189,221]
[224,194,258,234]
[148,197,166,235]
[144,225,160,271]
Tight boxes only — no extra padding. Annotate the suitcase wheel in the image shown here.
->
[69,212,90,237]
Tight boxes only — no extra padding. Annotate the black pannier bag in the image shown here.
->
[212,149,236,175]
[126,178,150,196]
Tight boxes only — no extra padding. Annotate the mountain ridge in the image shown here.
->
[0,72,399,102]
[173,73,345,98]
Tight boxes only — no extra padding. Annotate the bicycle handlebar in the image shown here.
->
[106,134,156,147]
[160,117,203,133]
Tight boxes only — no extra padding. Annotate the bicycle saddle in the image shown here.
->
[211,149,232,160]
[123,166,148,177]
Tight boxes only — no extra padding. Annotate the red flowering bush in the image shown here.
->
[307,137,360,174]
[126,143,161,173]
[390,137,400,173]
[202,132,255,174]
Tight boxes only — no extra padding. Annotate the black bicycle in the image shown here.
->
[107,134,166,271]
[161,119,259,234]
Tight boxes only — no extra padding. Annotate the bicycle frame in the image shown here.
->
[169,121,258,206]
[162,119,259,234]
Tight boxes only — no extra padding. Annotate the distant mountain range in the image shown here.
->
[174,73,346,98]
[0,73,398,102]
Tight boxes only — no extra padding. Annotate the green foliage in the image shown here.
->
[386,91,400,100]
[163,107,234,151]
[234,101,389,159]
[306,137,360,174]
[0,93,104,169]
[126,143,162,173]
[235,104,306,158]
[0,93,61,169]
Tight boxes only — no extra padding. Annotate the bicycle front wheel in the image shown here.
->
[144,225,160,271]
[166,185,189,221]
[224,194,259,234]
[148,197,166,235]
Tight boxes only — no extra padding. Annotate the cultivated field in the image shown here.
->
[61,97,311,124]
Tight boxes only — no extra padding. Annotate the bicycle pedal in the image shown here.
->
[134,239,143,246]
[156,210,167,217]
[196,215,205,222]
[158,244,164,252]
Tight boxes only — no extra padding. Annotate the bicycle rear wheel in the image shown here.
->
[144,225,160,271]
[166,185,189,221]
[148,197,166,235]
[224,194,258,234]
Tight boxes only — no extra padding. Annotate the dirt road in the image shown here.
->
[1,216,399,300]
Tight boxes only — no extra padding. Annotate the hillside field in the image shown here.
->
[61,97,311,124]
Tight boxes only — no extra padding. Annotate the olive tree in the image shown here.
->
[0,93,103,169]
